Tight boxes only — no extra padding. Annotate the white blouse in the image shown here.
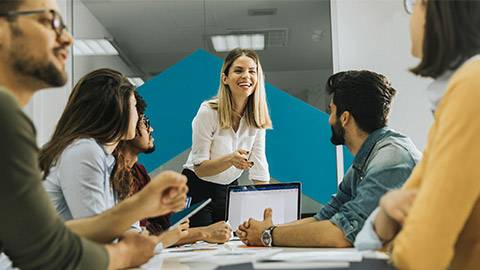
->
[183,100,270,185]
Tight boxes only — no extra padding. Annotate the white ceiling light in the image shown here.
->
[128,77,145,86]
[73,39,119,56]
[251,34,265,50]
[211,34,265,52]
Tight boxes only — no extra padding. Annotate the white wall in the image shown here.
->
[331,0,433,151]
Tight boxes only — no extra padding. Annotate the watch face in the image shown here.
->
[261,230,272,246]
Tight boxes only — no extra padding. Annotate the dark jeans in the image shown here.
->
[182,169,238,228]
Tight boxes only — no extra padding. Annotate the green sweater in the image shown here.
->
[0,87,109,269]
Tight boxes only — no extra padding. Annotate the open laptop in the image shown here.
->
[225,182,301,233]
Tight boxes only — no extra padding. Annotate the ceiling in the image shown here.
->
[79,0,333,79]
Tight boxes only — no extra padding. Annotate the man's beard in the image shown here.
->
[330,120,345,146]
[10,25,67,87]
[144,145,156,154]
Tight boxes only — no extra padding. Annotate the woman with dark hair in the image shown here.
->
[40,68,140,224]
[355,1,480,269]
[183,48,272,227]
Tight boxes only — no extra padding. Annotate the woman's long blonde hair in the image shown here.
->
[210,48,272,129]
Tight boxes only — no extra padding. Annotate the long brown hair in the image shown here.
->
[110,144,132,200]
[39,68,135,181]
[210,48,272,129]
[411,0,480,78]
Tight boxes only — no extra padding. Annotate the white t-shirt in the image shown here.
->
[183,100,270,185]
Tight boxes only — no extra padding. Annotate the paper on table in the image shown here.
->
[179,249,282,266]
[361,251,390,260]
[140,255,164,270]
[254,261,350,269]
[269,250,362,262]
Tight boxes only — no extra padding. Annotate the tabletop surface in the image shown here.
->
[135,240,395,270]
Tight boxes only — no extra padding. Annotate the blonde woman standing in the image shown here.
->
[183,48,272,227]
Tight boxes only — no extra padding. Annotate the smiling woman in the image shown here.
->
[182,48,272,227]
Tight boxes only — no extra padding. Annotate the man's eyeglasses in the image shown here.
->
[139,117,151,131]
[0,9,67,38]
[404,0,415,14]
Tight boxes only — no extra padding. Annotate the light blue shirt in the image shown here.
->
[43,138,117,220]
[314,127,422,243]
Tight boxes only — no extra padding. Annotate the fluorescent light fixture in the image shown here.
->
[211,34,265,52]
[73,39,119,56]
[128,77,144,86]
[211,36,227,52]
[238,35,250,48]
[251,34,265,50]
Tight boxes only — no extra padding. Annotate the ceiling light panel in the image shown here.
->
[210,34,265,52]
[73,39,119,56]
[128,77,145,86]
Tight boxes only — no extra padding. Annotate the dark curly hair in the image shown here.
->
[111,90,148,200]
[325,70,397,134]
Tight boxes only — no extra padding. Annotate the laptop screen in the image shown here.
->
[225,182,301,232]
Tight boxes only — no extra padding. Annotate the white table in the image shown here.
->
[135,240,390,270]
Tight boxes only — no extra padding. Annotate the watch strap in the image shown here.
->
[266,226,277,246]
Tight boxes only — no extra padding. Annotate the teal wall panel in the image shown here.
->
[137,50,222,169]
[265,85,337,204]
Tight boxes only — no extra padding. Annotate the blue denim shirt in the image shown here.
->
[314,127,422,243]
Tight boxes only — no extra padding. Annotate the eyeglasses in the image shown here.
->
[139,116,151,131]
[404,0,415,14]
[0,9,67,38]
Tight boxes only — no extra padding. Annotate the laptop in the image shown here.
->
[225,182,301,233]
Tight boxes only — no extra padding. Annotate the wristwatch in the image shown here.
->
[261,226,277,247]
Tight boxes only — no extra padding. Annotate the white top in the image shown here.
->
[183,100,270,185]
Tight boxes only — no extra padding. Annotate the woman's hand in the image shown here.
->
[374,189,418,242]
[158,222,189,248]
[203,221,232,243]
[229,149,254,170]
[380,189,418,224]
